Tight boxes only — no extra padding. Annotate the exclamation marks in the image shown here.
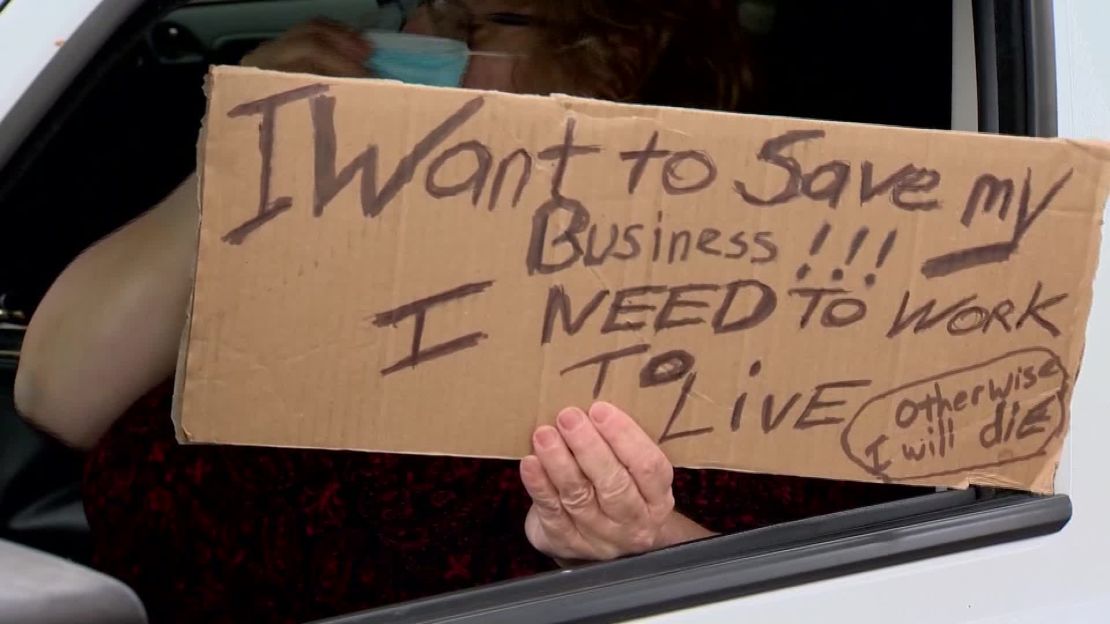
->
[832,227,870,281]
[795,222,898,288]
[866,230,898,287]
[794,222,831,280]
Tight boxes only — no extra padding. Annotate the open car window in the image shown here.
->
[0,1,1072,623]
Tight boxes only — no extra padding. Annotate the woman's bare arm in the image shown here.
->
[14,176,198,449]
[13,21,371,449]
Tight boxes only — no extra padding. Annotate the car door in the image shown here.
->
[0,2,1104,623]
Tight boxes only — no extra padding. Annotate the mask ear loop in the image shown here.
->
[467,50,527,59]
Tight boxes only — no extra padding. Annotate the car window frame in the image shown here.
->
[0,0,164,200]
[0,2,1070,624]
[311,491,1069,624]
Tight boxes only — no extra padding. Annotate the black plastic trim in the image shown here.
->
[315,492,1070,624]
[972,0,1000,133]
[1024,0,1057,137]
[972,0,1056,136]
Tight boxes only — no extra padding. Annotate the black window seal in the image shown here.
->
[973,0,1057,137]
[314,492,1070,624]
[1024,0,1057,137]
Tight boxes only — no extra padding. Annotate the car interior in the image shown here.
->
[0,1,1063,623]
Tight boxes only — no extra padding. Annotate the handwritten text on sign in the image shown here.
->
[177,67,1110,493]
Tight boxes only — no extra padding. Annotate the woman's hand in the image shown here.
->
[520,402,716,562]
[241,19,371,77]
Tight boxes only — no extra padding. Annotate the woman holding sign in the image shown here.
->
[15,0,911,621]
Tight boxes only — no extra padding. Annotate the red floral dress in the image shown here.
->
[83,382,917,624]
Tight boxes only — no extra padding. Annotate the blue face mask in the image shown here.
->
[362,32,471,87]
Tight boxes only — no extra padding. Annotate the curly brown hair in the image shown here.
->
[523,0,754,112]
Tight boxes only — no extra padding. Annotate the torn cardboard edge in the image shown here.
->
[171,71,219,444]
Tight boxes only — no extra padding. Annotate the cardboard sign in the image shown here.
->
[176,66,1110,493]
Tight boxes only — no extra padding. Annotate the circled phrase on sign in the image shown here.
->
[841,347,1068,482]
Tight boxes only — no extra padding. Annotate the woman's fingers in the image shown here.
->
[524,404,685,562]
[520,456,582,558]
[242,20,370,77]
[244,40,365,77]
[555,407,647,523]
[588,402,674,508]
[305,52,372,78]
[531,425,605,522]
[280,27,370,77]
[520,455,568,519]
[298,19,371,60]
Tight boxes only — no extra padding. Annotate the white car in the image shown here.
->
[0,1,1107,623]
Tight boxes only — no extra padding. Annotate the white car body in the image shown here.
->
[1,1,1107,622]
[643,3,1110,622]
